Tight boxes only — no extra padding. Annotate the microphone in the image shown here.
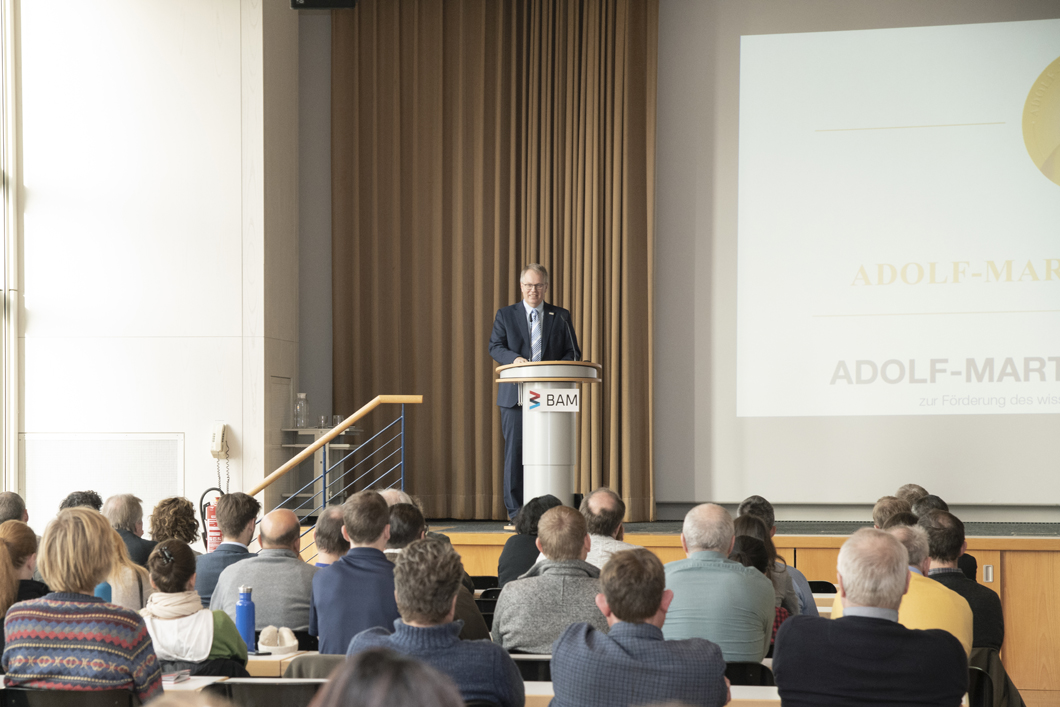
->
[562,313,582,361]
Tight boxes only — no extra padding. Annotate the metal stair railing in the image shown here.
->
[248,395,422,561]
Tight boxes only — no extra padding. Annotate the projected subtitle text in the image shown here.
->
[850,260,1060,286]
[830,357,1060,385]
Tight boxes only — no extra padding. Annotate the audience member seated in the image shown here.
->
[493,506,609,653]
[195,492,261,607]
[348,538,523,707]
[895,483,929,506]
[497,494,561,588]
[909,490,977,580]
[773,528,967,707]
[0,492,29,525]
[383,503,488,641]
[872,495,912,529]
[729,535,789,645]
[313,505,350,567]
[98,527,154,611]
[578,488,637,568]
[0,521,49,654]
[920,510,1003,651]
[378,489,458,550]
[737,494,816,616]
[313,648,464,707]
[102,494,158,566]
[734,513,800,617]
[58,490,102,512]
[2,508,162,701]
[552,548,729,707]
[150,497,202,552]
[211,509,318,631]
[832,524,973,655]
[310,490,400,654]
[141,539,249,677]
[663,503,774,662]
[881,510,920,529]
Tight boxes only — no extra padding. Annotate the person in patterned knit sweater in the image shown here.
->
[1,507,162,701]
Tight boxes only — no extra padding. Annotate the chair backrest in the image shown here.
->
[464,702,502,707]
[807,580,837,594]
[471,576,499,590]
[0,688,138,707]
[968,665,995,707]
[204,679,325,707]
[724,662,776,686]
[508,652,551,681]
[283,653,347,679]
[480,612,494,631]
[479,587,502,601]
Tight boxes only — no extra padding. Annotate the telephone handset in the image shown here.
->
[210,423,227,459]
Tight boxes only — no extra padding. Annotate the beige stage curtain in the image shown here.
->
[332,0,657,520]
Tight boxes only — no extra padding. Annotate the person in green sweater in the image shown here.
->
[140,539,249,677]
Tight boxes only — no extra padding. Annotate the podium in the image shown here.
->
[495,361,602,507]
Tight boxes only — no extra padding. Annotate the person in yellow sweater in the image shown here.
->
[832,524,972,655]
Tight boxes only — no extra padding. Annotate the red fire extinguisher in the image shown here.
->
[200,488,225,553]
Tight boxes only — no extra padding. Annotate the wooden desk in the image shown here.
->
[525,682,780,706]
[246,650,306,677]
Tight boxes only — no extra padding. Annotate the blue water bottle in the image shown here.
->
[235,585,256,652]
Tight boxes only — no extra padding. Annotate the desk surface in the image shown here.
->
[247,650,306,677]
[524,682,780,706]
[163,675,228,692]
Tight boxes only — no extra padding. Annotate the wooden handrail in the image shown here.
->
[248,394,423,497]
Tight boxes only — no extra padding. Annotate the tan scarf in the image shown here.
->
[139,590,207,620]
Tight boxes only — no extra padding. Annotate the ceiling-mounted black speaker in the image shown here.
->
[291,0,356,8]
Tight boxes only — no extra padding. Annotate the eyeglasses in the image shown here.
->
[520,283,547,290]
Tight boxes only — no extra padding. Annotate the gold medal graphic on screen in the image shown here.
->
[1023,55,1060,187]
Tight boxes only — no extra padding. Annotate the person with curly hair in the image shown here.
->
[150,497,202,551]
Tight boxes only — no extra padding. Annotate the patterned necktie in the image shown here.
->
[531,310,542,362]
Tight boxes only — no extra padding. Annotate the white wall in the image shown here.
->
[655,0,1060,521]
[17,0,298,529]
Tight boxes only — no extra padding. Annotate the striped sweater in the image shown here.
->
[2,592,162,702]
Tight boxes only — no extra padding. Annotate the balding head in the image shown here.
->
[259,509,301,552]
[887,524,930,572]
[837,528,910,611]
[379,489,414,507]
[682,504,734,554]
[580,488,625,538]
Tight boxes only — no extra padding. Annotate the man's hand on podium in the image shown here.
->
[514,357,529,364]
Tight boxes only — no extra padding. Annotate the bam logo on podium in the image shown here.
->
[527,388,580,412]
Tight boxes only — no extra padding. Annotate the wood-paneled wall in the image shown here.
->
[450,531,1060,702]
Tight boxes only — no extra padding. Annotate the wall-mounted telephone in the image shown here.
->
[212,422,230,493]
[210,423,228,459]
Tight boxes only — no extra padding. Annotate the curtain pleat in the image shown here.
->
[332,0,658,520]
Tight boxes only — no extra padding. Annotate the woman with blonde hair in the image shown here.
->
[0,520,49,653]
[95,528,154,611]
[2,507,162,700]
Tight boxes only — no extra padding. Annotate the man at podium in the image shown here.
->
[489,264,580,520]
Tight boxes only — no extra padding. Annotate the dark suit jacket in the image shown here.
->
[930,569,1004,650]
[118,529,157,567]
[488,301,579,408]
[309,547,401,655]
[195,543,255,608]
[773,614,968,707]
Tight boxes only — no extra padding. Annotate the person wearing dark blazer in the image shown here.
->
[194,492,261,607]
[773,528,967,707]
[101,494,158,567]
[488,263,580,519]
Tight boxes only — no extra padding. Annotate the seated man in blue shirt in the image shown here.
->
[551,548,729,707]
[663,503,775,661]
[309,490,400,654]
[347,537,523,707]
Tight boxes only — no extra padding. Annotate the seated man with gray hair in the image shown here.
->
[774,528,967,706]
[0,492,28,525]
[831,524,973,655]
[101,493,157,566]
[579,488,637,569]
[662,503,774,661]
[493,505,609,653]
[348,537,523,707]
